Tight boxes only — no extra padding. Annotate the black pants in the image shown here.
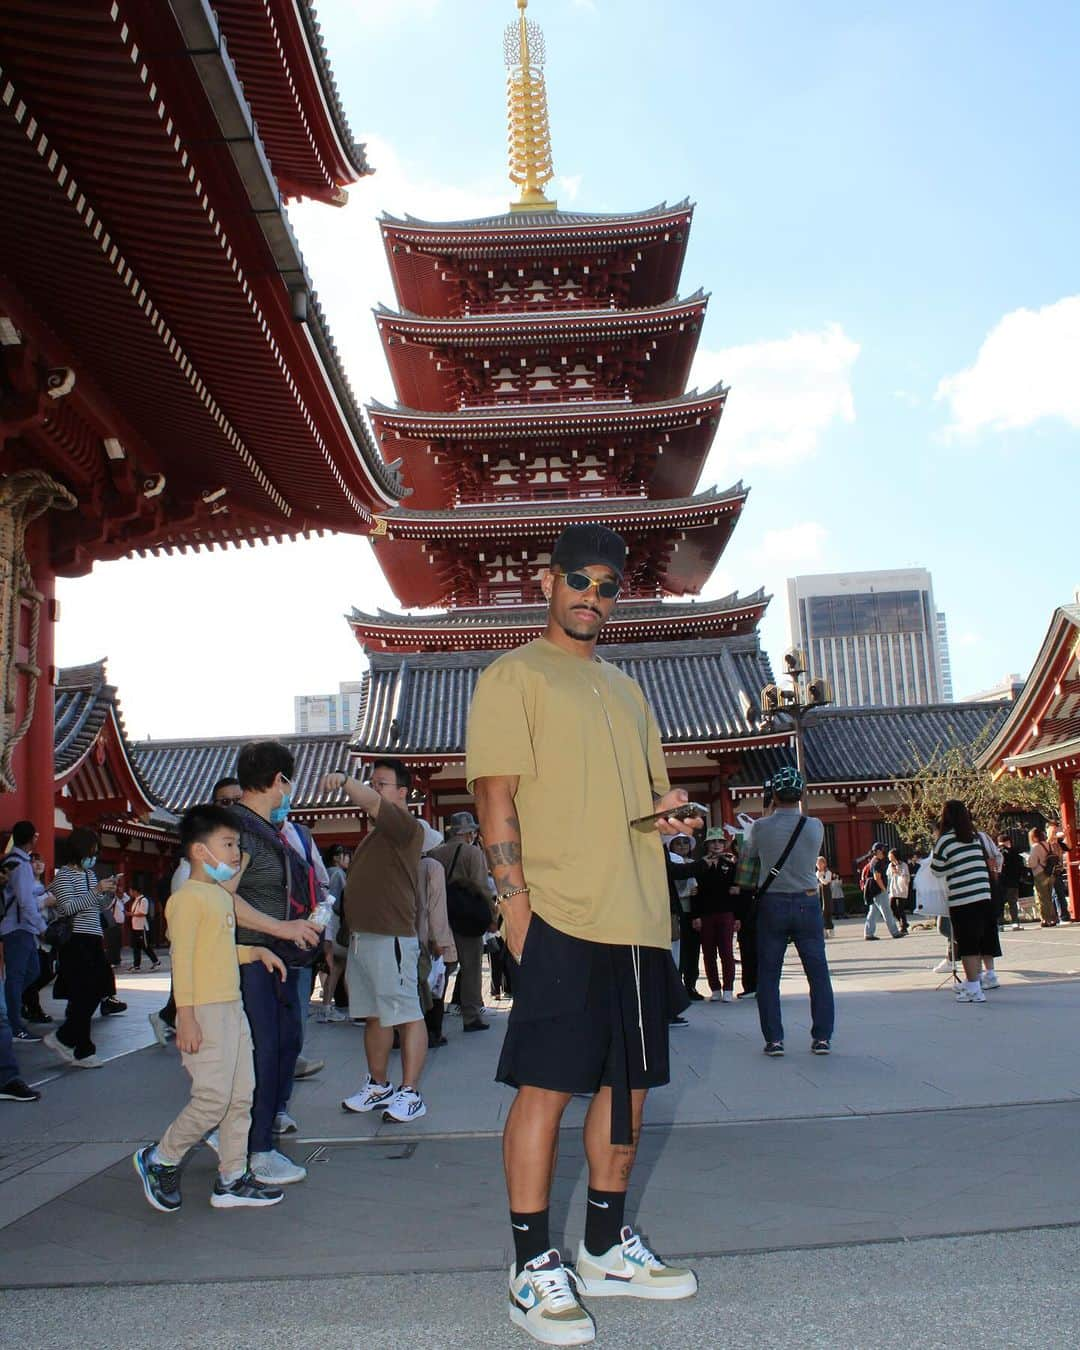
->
[425,995,445,1041]
[131,931,157,967]
[489,939,512,998]
[22,946,54,1017]
[678,911,701,993]
[57,935,111,1059]
[737,907,758,994]
[102,923,123,967]
[158,980,177,1028]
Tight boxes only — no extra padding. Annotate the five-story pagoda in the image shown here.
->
[349,0,784,819]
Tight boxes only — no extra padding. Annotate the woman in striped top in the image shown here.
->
[42,828,118,1067]
[931,800,1001,1004]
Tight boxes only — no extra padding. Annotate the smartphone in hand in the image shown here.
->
[630,802,709,830]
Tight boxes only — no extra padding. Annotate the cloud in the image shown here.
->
[936,295,1080,437]
[752,522,829,567]
[691,323,860,470]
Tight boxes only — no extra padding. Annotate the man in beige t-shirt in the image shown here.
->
[467,522,701,1343]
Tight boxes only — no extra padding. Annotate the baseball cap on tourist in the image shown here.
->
[550,523,626,580]
[705,826,726,841]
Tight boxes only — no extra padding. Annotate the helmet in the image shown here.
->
[770,765,805,802]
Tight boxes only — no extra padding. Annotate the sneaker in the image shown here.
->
[463,1019,491,1032]
[24,1010,52,1023]
[317,1006,350,1024]
[811,1040,831,1055]
[864,934,879,941]
[763,1042,784,1057]
[43,1031,75,1064]
[383,1086,427,1123]
[292,1055,324,1080]
[956,986,987,1003]
[133,1146,181,1213]
[720,990,734,1003]
[148,1011,174,1046]
[669,1015,689,1028]
[12,1029,40,1042]
[100,997,127,1015]
[72,1054,103,1068]
[0,1078,40,1103]
[1011,922,1023,930]
[249,1149,307,1185]
[211,1171,285,1209]
[708,990,723,1003]
[150,961,162,971]
[980,971,1000,990]
[736,990,757,1000]
[575,1225,697,1301]
[933,959,955,974]
[273,1110,298,1136]
[341,1075,395,1114]
[428,1035,448,1048]
[685,988,705,1002]
[509,1249,595,1345]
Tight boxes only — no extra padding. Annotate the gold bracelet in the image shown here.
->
[497,885,530,904]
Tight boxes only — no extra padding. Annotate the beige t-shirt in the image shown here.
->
[465,638,670,948]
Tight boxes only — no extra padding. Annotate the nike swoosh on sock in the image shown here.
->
[588,1199,610,1209]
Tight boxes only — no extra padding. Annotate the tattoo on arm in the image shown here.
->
[486,841,521,868]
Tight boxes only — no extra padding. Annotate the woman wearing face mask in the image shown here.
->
[42,829,118,1068]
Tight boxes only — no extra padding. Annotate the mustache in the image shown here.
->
[570,603,602,618]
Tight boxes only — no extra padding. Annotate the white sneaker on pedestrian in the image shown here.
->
[326,1006,349,1022]
[720,989,734,1003]
[43,1031,75,1064]
[273,1110,298,1135]
[1011,922,1023,930]
[249,1149,307,1185]
[148,1011,174,1046]
[382,1086,427,1123]
[574,1225,698,1300]
[509,1249,595,1344]
[956,985,986,1003]
[708,990,723,1003]
[341,1075,395,1114]
[979,971,1000,990]
[933,959,955,974]
[72,1054,103,1068]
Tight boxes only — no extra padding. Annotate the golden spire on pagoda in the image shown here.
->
[504,0,557,212]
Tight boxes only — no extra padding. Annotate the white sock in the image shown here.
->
[964,979,980,994]
[219,1168,245,1187]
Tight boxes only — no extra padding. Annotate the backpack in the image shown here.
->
[443,845,493,937]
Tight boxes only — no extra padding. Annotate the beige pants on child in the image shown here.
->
[158,1000,255,1178]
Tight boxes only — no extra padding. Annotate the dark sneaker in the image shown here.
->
[811,1040,831,1055]
[211,1171,285,1209]
[685,988,705,1002]
[100,997,127,1015]
[12,1029,40,1042]
[0,1078,41,1103]
[764,1042,785,1057]
[669,1015,689,1028]
[463,1020,490,1032]
[736,990,756,999]
[133,1146,181,1213]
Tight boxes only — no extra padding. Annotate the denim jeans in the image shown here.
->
[756,891,835,1046]
[2,930,40,1035]
[240,962,302,1153]
[864,888,899,937]
[0,975,21,1084]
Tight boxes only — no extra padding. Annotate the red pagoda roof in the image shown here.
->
[370,484,748,609]
[380,201,693,317]
[212,0,372,202]
[376,293,708,411]
[367,386,728,509]
[348,589,771,654]
[0,0,402,575]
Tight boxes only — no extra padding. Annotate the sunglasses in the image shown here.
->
[557,570,621,601]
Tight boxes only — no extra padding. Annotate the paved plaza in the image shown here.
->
[2,918,1080,1346]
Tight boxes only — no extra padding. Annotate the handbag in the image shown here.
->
[912,858,949,917]
[43,914,74,949]
[444,845,493,937]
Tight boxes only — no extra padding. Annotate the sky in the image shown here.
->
[55,0,1080,738]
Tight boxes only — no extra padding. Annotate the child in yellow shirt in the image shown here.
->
[133,804,286,1212]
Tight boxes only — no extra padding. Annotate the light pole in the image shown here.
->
[760,649,832,780]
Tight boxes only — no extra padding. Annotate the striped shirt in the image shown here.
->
[931,831,991,908]
[49,866,110,936]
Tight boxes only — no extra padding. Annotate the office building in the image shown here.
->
[936,611,954,702]
[788,569,946,708]
[294,681,364,735]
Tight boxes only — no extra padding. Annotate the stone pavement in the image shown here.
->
[2,920,1079,1345]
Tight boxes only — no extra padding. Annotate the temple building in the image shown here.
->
[0,0,405,863]
[347,0,789,825]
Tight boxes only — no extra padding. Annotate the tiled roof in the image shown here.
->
[729,702,1011,791]
[366,385,727,428]
[348,590,770,633]
[53,662,158,807]
[132,733,353,815]
[380,201,693,232]
[352,636,777,757]
[381,482,745,527]
[295,0,371,179]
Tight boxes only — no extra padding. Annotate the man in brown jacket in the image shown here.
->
[429,812,495,1032]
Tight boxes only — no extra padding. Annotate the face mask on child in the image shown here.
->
[202,850,238,884]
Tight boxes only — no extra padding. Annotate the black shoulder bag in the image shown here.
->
[754,816,809,901]
[444,846,493,937]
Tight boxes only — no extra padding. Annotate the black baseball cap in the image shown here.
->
[551,523,626,580]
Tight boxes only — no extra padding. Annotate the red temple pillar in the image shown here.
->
[6,518,59,869]
[1056,768,1078,921]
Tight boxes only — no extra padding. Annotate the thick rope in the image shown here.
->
[0,470,77,793]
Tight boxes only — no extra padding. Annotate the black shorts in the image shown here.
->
[495,914,688,1143]
[949,899,1002,960]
